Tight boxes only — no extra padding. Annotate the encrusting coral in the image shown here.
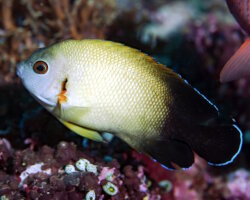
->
[1,139,250,199]
[0,0,122,85]
[0,139,168,199]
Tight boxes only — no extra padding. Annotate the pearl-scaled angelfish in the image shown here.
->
[17,39,243,169]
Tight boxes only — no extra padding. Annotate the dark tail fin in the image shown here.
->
[186,124,243,166]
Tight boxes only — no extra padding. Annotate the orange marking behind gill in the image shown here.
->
[57,78,68,109]
[58,90,67,103]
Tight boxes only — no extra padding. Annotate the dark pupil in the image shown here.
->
[36,65,45,72]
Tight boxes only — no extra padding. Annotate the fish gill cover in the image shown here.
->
[0,0,249,199]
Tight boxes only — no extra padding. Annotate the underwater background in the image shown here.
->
[0,0,249,199]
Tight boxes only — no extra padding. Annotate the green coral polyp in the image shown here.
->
[87,163,98,175]
[102,182,118,196]
[64,164,76,174]
[85,190,96,200]
[75,158,90,171]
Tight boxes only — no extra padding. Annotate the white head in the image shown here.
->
[17,45,67,110]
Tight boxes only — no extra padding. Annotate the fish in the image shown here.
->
[16,39,243,169]
[220,0,250,82]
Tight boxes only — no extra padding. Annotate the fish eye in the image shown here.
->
[33,61,48,74]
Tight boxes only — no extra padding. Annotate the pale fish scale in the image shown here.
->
[59,40,169,141]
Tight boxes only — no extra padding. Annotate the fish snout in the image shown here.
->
[16,62,24,79]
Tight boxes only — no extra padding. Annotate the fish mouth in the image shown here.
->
[31,94,57,108]
[16,62,24,79]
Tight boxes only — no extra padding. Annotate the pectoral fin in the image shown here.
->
[59,119,103,142]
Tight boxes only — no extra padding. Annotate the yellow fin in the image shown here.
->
[59,119,103,142]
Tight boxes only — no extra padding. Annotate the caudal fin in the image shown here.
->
[188,124,243,166]
[220,38,250,82]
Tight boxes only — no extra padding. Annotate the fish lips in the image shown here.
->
[16,62,25,79]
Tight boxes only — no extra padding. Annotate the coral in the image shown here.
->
[0,0,125,85]
[75,158,90,171]
[140,1,195,46]
[225,169,250,199]
[139,0,237,46]
[0,139,169,199]
[64,164,76,174]
[85,190,96,200]
[102,181,119,196]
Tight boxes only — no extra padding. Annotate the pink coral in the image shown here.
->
[173,180,200,200]
[225,169,250,199]
[98,167,115,183]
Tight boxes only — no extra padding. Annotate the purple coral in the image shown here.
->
[225,169,250,199]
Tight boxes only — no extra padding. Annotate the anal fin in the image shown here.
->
[143,139,194,170]
[59,119,103,142]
